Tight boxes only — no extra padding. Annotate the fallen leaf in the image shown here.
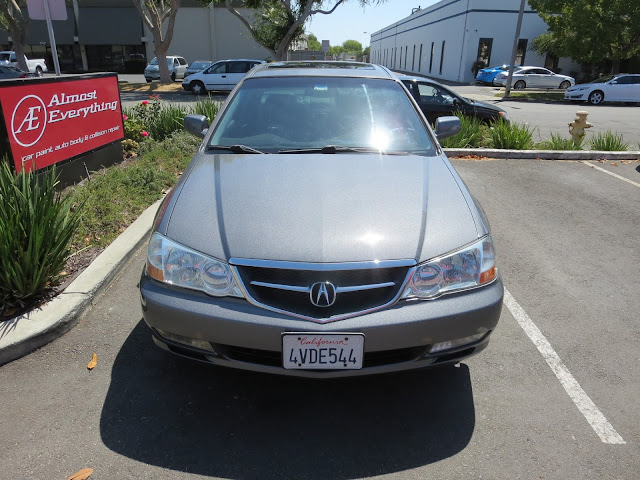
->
[67,468,94,480]
[87,353,98,370]
[610,163,618,167]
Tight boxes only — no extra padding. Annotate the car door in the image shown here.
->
[534,68,555,88]
[607,75,640,102]
[202,61,229,91]
[176,57,188,78]
[628,76,640,101]
[414,82,460,123]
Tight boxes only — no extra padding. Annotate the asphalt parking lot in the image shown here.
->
[1,157,639,479]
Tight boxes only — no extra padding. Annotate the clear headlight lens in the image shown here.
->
[146,232,243,298]
[402,236,497,300]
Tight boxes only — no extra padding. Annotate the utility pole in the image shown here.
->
[503,0,526,99]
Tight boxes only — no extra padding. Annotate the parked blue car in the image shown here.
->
[475,65,513,85]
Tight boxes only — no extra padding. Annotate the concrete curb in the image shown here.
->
[0,199,161,366]
[444,148,640,160]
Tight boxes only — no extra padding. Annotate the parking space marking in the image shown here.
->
[503,288,626,444]
[582,161,640,189]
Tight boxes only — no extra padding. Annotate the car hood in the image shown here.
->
[164,153,480,263]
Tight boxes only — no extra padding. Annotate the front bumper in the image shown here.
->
[565,91,588,100]
[140,272,504,377]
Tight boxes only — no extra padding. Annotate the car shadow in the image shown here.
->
[100,320,476,479]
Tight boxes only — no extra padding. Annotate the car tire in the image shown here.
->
[514,80,526,90]
[559,80,571,90]
[588,90,604,105]
[146,78,152,83]
[171,72,176,82]
[191,81,206,95]
[35,66,43,77]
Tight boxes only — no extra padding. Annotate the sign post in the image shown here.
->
[26,0,68,76]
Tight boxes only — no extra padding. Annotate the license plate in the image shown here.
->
[282,333,364,370]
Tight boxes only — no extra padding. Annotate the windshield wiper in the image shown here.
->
[206,144,265,154]
[278,145,410,155]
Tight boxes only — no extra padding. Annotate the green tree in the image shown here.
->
[0,0,29,72]
[529,0,640,73]
[307,32,322,50]
[210,1,386,60]
[328,45,344,58]
[342,39,362,55]
[132,0,182,83]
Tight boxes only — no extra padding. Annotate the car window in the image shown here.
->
[206,63,227,74]
[208,76,436,155]
[0,52,11,62]
[173,58,179,66]
[417,83,456,105]
[178,57,187,65]
[628,76,640,85]
[228,62,249,73]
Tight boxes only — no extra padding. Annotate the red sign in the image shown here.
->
[0,75,124,172]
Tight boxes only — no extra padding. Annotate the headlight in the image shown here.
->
[402,236,497,300]
[146,232,243,298]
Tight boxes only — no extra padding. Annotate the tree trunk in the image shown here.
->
[10,29,29,72]
[610,59,620,74]
[153,32,171,83]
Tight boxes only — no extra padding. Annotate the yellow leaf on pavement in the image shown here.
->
[67,468,94,480]
[87,353,98,370]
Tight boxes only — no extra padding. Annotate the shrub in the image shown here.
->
[538,133,582,150]
[488,119,534,150]
[590,131,629,151]
[440,114,486,148]
[0,162,83,311]
[191,97,220,124]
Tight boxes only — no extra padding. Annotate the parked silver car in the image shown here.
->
[144,55,188,82]
[493,66,575,90]
[140,61,503,377]
[564,74,640,104]
[182,59,264,94]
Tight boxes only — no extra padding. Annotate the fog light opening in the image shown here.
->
[428,332,487,354]
[156,329,217,353]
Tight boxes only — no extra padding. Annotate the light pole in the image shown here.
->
[503,0,526,99]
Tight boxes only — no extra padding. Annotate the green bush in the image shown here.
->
[0,163,83,311]
[489,119,534,150]
[440,114,486,148]
[192,97,220,124]
[538,133,582,150]
[590,131,629,151]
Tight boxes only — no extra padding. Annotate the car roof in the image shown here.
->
[214,59,264,63]
[246,61,395,80]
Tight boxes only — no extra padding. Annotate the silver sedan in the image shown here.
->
[139,61,503,377]
[494,66,575,90]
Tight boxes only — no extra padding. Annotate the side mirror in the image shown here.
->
[184,114,209,138]
[434,116,461,140]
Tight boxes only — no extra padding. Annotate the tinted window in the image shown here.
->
[206,63,227,74]
[228,62,249,73]
[209,76,435,155]
[178,57,187,65]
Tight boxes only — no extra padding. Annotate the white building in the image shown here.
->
[370,0,580,83]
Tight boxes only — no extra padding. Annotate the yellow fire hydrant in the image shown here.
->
[568,111,592,146]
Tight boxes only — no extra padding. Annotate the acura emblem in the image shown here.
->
[310,282,337,307]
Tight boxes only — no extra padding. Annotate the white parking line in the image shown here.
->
[503,288,626,444]
[582,161,640,188]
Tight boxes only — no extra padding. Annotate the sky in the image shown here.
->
[305,0,439,48]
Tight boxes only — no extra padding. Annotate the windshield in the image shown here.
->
[149,58,172,66]
[0,52,11,62]
[190,61,209,69]
[592,75,616,84]
[208,76,436,155]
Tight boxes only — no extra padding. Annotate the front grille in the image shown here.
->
[232,260,413,322]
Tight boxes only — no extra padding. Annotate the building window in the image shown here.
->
[400,47,403,69]
[544,53,559,71]
[476,38,493,68]
[439,41,445,75]
[429,42,434,73]
[516,39,528,66]
[412,45,416,71]
[418,44,423,72]
[405,47,408,70]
